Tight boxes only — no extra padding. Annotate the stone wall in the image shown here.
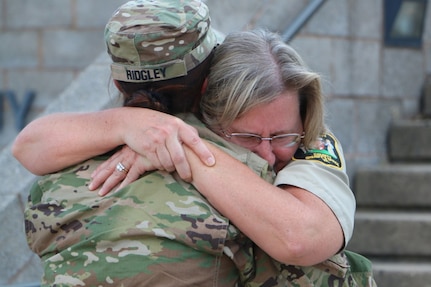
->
[0,0,126,149]
[1,0,430,284]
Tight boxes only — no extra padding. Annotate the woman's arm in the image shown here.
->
[13,110,124,175]
[12,107,214,178]
[186,143,344,266]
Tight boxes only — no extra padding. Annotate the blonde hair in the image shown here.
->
[200,29,326,148]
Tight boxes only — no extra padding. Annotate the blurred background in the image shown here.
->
[1,0,430,286]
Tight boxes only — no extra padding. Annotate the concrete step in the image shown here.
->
[388,119,431,161]
[354,163,431,208]
[371,261,431,287]
[348,210,431,256]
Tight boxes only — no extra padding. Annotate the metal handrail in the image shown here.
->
[282,0,327,42]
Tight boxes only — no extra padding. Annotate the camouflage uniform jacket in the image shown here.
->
[25,114,376,287]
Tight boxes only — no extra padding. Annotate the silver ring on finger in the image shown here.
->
[116,162,129,173]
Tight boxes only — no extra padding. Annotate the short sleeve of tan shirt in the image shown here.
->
[273,133,356,246]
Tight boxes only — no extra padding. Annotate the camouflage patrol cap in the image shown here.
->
[105,0,218,83]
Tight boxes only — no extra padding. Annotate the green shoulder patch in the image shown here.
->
[292,133,342,169]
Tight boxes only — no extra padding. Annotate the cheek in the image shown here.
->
[274,148,297,170]
[275,148,297,162]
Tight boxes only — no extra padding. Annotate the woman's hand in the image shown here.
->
[122,114,215,181]
[89,112,216,196]
[89,145,155,196]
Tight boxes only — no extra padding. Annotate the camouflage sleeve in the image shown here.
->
[244,247,377,287]
[24,157,239,287]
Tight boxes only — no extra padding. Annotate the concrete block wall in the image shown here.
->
[0,0,126,149]
[1,0,431,284]
[287,0,431,176]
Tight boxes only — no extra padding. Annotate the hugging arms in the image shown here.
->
[14,29,353,267]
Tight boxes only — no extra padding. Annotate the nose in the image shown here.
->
[252,140,276,166]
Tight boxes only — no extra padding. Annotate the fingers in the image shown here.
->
[88,155,117,190]
[138,122,192,181]
[180,126,215,167]
[140,123,214,182]
[97,168,128,196]
[116,163,142,191]
[151,144,174,172]
[160,133,189,181]
[89,115,215,192]
[89,146,143,196]
[98,154,154,196]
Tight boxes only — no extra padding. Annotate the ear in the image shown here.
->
[113,79,122,91]
[191,77,208,113]
[201,77,208,95]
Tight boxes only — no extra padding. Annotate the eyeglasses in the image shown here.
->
[222,130,304,148]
